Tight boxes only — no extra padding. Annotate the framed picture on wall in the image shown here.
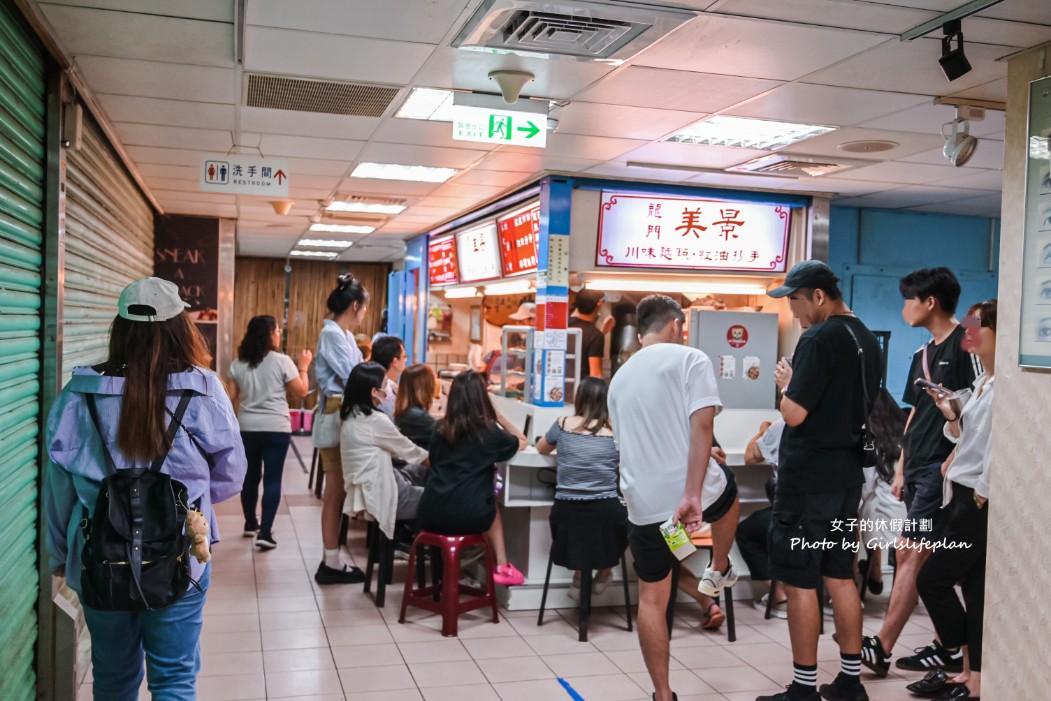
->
[470,306,482,343]
[1019,75,1051,369]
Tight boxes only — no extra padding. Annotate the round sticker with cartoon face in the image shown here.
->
[727,325,749,349]
[549,386,563,402]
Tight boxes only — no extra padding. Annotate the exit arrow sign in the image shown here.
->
[451,105,547,148]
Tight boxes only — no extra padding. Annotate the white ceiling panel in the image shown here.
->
[781,128,945,161]
[978,0,1051,25]
[143,178,198,193]
[767,177,890,197]
[962,17,1051,48]
[253,134,366,162]
[475,152,601,173]
[619,141,770,170]
[687,172,807,192]
[802,37,1012,96]
[869,0,977,10]
[371,118,498,151]
[98,94,235,130]
[556,103,700,141]
[75,55,236,103]
[430,183,522,201]
[708,0,939,34]
[499,134,646,162]
[339,178,442,197]
[41,0,233,22]
[284,158,353,177]
[634,15,888,81]
[125,145,210,168]
[907,194,1004,217]
[903,140,1006,170]
[114,123,233,151]
[153,190,232,205]
[289,174,343,191]
[246,0,468,44]
[450,170,532,188]
[413,47,616,100]
[584,163,702,183]
[243,27,433,84]
[936,168,1004,191]
[165,202,239,218]
[39,4,233,67]
[137,164,198,180]
[287,187,335,201]
[726,84,931,127]
[835,160,978,185]
[860,103,1006,137]
[572,67,782,113]
[838,185,993,208]
[357,142,489,170]
[240,107,381,141]
[950,79,1009,103]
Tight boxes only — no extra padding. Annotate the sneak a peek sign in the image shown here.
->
[596,192,791,272]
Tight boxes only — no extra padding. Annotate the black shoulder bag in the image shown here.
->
[841,321,879,469]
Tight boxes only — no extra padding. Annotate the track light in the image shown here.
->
[942,108,978,167]
[938,20,971,82]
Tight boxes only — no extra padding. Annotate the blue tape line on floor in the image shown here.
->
[558,677,586,700]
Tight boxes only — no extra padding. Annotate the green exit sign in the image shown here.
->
[451,106,547,148]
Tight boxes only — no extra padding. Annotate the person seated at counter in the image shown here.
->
[394,363,440,449]
[372,335,407,417]
[417,370,529,586]
[537,376,628,600]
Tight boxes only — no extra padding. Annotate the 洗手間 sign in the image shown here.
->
[200,155,289,196]
[596,192,791,272]
[428,235,459,286]
[455,222,501,282]
[497,203,540,276]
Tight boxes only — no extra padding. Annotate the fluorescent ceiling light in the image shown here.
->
[326,201,406,215]
[484,279,534,295]
[309,223,375,234]
[290,250,339,259]
[298,238,354,248]
[351,162,458,183]
[666,116,836,150]
[443,286,481,299]
[396,88,455,121]
[584,279,768,295]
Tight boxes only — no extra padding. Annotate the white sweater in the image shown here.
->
[942,374,994,504]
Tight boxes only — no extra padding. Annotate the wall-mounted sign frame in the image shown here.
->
[428,234,459,286]
[455,221,501,283]
[595,191,790,273]
[497,202,540,276]
[1019,75,1051,370]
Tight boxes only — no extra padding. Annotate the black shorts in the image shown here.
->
[628,465,738,583]
[902,463,948,542]
[768,485,863,590]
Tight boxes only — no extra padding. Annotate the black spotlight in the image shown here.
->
[939,19,972,82]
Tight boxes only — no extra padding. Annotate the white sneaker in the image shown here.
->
[567,580,581,601]
[754,593,788,619]
[592,572,612,595]
[697,563,738,597]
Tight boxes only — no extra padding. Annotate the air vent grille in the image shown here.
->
[340,195,408,206]
[496,10,647,58]
[727,154,866,178]
[753,160,841,176]
[245,74,400,117]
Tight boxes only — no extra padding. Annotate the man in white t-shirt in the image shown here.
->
[608,295,740,701]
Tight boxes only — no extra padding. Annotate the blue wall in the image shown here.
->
[829,207,1000,401]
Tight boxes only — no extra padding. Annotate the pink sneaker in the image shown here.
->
[493,563,525,586]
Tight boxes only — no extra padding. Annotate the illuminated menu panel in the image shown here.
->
[428,235,458,286]
[596,192,791,272]
[455,222,501,282]
[497,202,540,276]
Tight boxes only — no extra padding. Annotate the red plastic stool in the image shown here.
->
[398,531,499,637]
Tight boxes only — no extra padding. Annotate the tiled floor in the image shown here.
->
[78,438,944,700]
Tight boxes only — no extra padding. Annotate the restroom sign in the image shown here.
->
[200,155,289,196]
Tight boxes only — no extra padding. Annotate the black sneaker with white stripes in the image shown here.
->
[895,640,964,673]
[860,635,891,677]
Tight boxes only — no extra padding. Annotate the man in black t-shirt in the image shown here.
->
[568,289,608,379]
[760,261,881,701]
[860,268,978,678]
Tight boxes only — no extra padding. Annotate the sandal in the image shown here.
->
[701,602,725,630]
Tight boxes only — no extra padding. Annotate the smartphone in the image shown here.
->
[913,377,950,395]
[781,356,792,368]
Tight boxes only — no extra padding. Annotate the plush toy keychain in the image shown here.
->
[186,509,211,563]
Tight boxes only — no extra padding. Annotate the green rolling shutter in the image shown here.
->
[63,115,153,380]
[0,1,46,699]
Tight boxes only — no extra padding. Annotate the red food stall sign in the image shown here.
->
[497,203,540,276]
[596,192,791,272]
[428,235,459,286]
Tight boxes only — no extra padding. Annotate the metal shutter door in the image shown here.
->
[62,117,153,380]
[0,1,45,699]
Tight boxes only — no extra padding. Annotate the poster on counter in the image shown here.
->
[596,191,790,272]
[1019,74,1051,369]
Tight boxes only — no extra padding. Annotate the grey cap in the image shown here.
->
[508,302,536,321]
[118,277,190,322]
[767,260,840,298]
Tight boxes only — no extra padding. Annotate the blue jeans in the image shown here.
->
[240,431,291,533]
[83,565,210,701]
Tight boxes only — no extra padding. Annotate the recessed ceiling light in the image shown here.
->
[396,88,455,121]
[309,223,375,234]
[351,162,458,183]
[298,238,354,248]
[666,116,837,150]
[326,201,407,215]
[289,250,339,258]
[837,140,898,154]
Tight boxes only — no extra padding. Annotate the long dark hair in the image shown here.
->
[870,387,907,483]
[105,313,211,463]
[327,273,369,315]
[238,315,276,368]
[438,371,497,444]
[572,376,611,435]
[340,362,387,419]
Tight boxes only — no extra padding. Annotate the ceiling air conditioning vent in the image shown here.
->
[244,73,400,117]
[726,154,870,178]
[453,0,695,61]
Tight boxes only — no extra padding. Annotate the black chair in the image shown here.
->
[665,557,736,643]
[537,551,633,643]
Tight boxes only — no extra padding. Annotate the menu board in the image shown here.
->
[596,192,790,272]
[455,222,501,282]
[497,202,540,276]
[428,235,458,286]
[1019,74,1051,368]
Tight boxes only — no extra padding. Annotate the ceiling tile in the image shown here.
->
[39,4,233,67]
[125,145,209,167]
[246,0,467,44]
[977,0,1051,25]
[499,134,645,162]
[781,128,945,161]
[475,152,601,174]
[137,164,198,180]
[726,84,931,127]
[961,16,1051,48]
[254,134,366,161]
[584,163,700,183]
[859,103,1006,137]
[708,0,939,34]
[41,0,233,22]
[686,171,806,192]
[240,107,381,141]
[340,178,442,197]
[634,15,889,81]
[284,158,353,177]
[771,177,892,197]
[619,141,770,170]
[243,27,433,84]
[903,140,1005,170]
[573,66,782,113]
[371,118,498,151]
[75,55,236,103]
[114,123,233,151]
[835,160,978,185]
[451,170,532,188]
[358,142,489,169]
[556,103,700,141]
[98,94,235,130]
[836,185,990,209]
[936,169,1004,191]
[950,79,1009,104]
[906,195,1003,217]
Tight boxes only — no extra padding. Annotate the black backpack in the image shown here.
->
[79,390,197,611]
